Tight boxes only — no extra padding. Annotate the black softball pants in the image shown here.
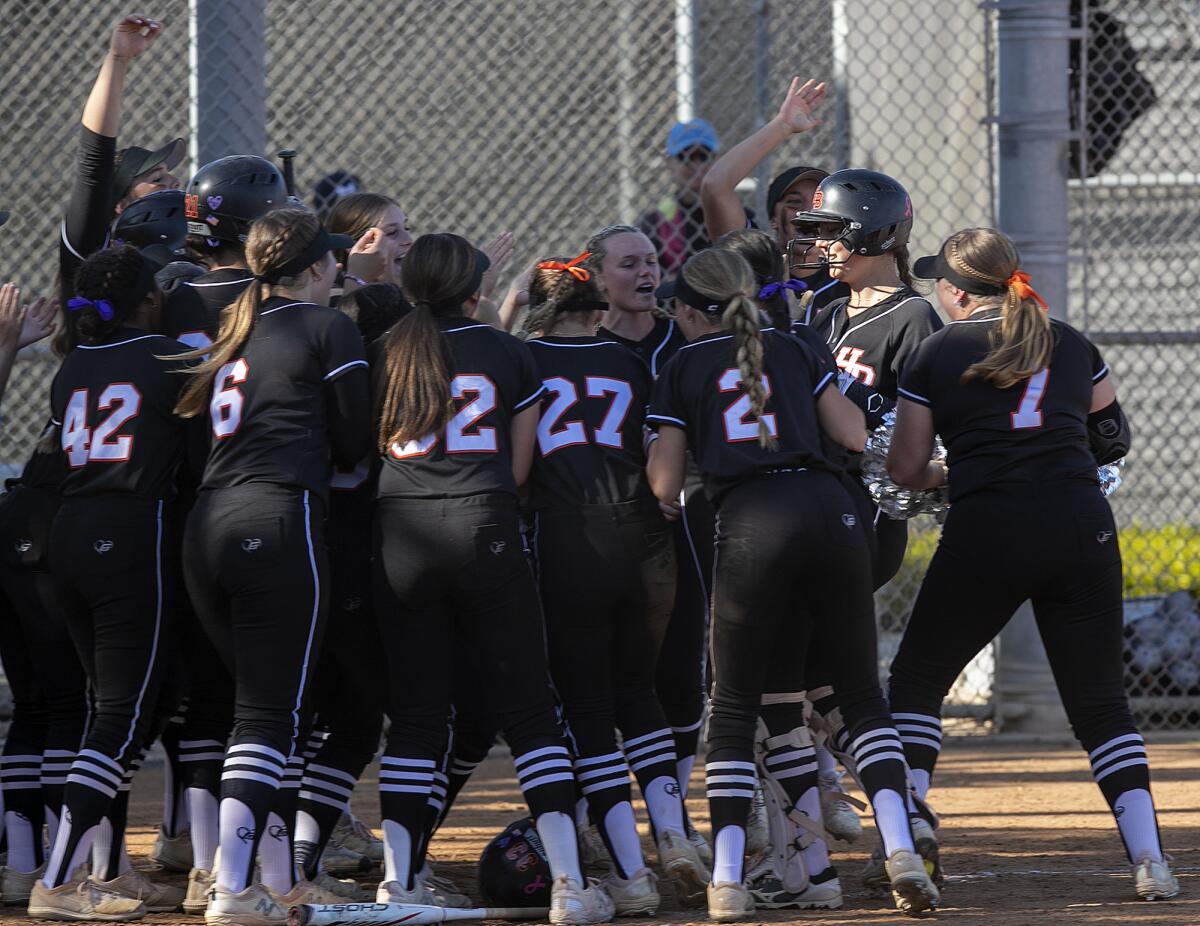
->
[889,483,1151,810]
[705,472,910,880]
[374,493,574,886]
[44,496,175,887]
[184,484,329,892]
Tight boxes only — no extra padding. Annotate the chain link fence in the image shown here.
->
[1069,2,1200,730]
[0,1,1194,728]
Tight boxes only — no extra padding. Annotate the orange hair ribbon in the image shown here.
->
[1007,270,1048,310]
[537,252,592,282]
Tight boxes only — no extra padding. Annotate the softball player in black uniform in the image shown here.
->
[372,233,611,925]
[646,248,938,920]
[525,255,707,912]
[174,209,370,924]
[887,227,1178,901]
[29,246,192,920]
[586,226,711,862]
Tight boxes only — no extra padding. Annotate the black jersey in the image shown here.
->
[49,329,191,499]
[810,289,941,399]
[59,127,117,306]
[647,329,836,503]
[526,335,655,509]
[200,297,370,503]
[898,309,1108,502]
[597,316,685,378]
[376,318,544,500]
[162,267,254,349]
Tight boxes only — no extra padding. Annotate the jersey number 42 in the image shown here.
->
[62,384,142,467]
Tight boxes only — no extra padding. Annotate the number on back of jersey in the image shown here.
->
[211,359,249,439]
[62,384,143,468]
[536,375,633,456]
[719,368,777,443]
[390,373,499,458]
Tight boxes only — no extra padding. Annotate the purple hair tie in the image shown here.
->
[67,296,115,321]
[758,278,808,300]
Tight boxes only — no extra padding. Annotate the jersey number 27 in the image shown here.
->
[62,384,142,467]
[537,376,633,455]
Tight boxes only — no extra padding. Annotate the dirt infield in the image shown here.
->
[34,740,1199,925]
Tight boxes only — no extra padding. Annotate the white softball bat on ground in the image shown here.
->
[288,902,551,926]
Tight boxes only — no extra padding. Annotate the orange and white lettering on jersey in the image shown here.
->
[835,346,877,386]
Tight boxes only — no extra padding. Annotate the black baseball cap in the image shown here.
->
[766,166,829,217]
[111,138,186,210]
[913,241,1006,296]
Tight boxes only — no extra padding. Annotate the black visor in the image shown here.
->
[913,245,1006,296]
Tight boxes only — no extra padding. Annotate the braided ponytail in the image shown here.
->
[678,249,777,450]
[522,253,604,337]
[175,208,318,418]
[71,245,156,344]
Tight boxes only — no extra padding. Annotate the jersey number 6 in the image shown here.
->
[211,359,249,439]
[537,376,633,456]
[62,384,143,468]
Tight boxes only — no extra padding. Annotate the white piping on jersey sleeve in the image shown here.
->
[60,221,87,261]
[78,335,162,350]
[324,359,369,381]
[896,386,931,406]
[51,417,62,427]
[1092,363,1110,383]
[830,295,928,352]
[812,370,835,397]
[514,383,546,412]
[646,413,687,427]
[185,276,256,289]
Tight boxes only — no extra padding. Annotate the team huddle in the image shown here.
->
[0,13,1181,926]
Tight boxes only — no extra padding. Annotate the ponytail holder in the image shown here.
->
[1006,270,1048,310]
[757,278,808,300]
[67,296,115,321]
[537,251,592,282]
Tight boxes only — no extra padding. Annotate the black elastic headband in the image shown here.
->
[672,271,731,316]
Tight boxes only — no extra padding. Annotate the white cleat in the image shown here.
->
[549,875,615,924]
[204,883,285,926]
[1134,856,1180,901]
[818,773,863,843]
[886,848,940,915]
[601,867,659,916]
[183,868,214,914]
[93,868,185,913]
[706,881,755,923]
[749,864,843,910]
[577,823,613,874]
[746,785,770,855]
[656,829,709,907]
[683,816,713,869]
[331,813,384,866]
[1,863,46,905]
[376,879,440,906]
[28,876,146,922]
[150,827,194,873]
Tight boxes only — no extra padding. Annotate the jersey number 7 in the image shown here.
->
[1011,368,1049,430]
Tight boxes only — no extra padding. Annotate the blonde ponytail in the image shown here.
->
[174,208,319,418]
[945,228,1054,389]
[679,249,777,449]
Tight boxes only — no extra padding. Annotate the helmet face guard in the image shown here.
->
[786,215,861,273]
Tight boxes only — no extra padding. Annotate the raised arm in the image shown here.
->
[701,77,826,242]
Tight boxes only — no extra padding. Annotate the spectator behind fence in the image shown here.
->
[637,119,749,281]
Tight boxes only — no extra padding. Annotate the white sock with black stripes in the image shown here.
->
[1086,733,1162,862]
[2,752,43,872]
[848,725,915,856]
[871,789,915,857]
[706,758,757,884]
[381,818,415,888]
[379,755,437,889]
[514,745,582,883]
[217,743,286,892]
[258,810,294,893]
[892,712,942,801]
[623,728,685,838]
[576,751,642,878]
[712,826,746,885]
[427,770,449,827]
[534,811,585,884]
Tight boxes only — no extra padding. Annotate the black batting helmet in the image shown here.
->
[111,190,187,253]
[477,818,552,907]
[185,155,288,244]
[788,168,913,270]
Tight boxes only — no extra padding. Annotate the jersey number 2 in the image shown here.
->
[537,376,633,455]
[720,369,778,443]
[62,384,142,468]
[1011,368,1049,430]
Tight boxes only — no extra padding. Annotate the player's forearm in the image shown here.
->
[82,53,129,138]
[701,118,792,239]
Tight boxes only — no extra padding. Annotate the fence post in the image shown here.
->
[991,0,1074,733]
[188,0,267,172]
